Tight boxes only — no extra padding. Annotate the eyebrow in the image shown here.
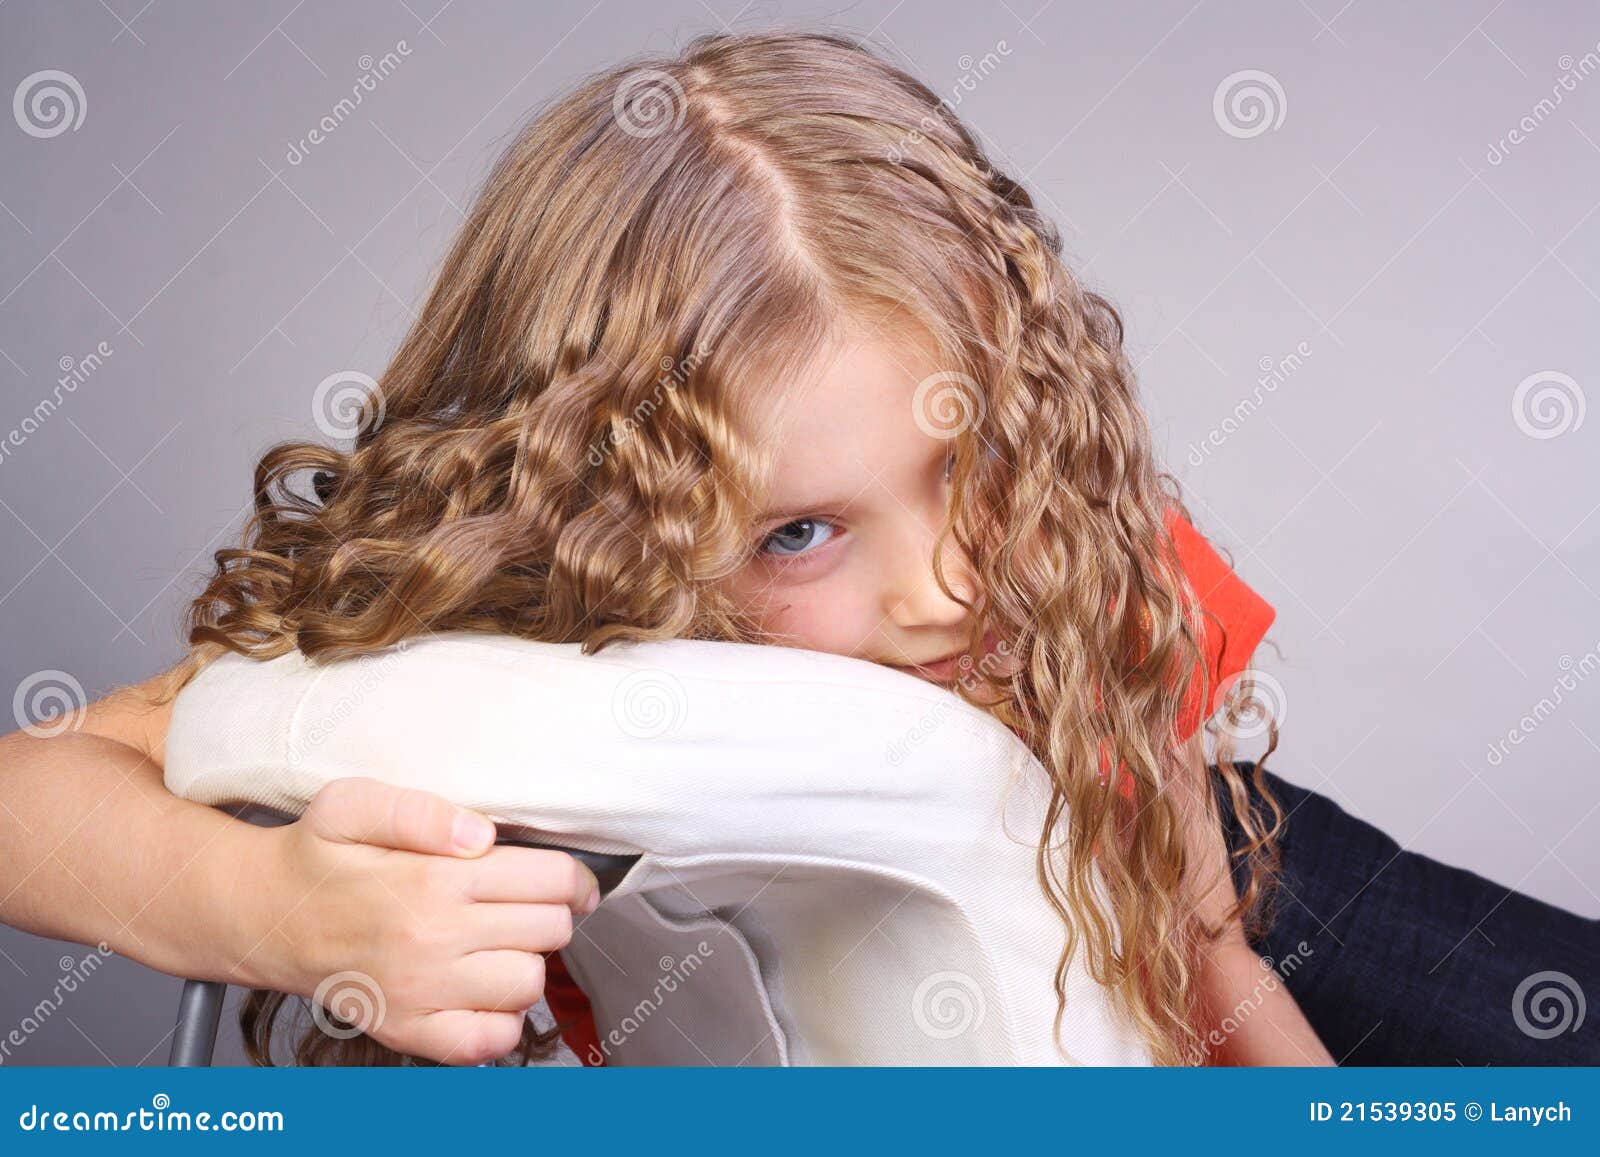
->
[755,445,952,522]
[754,494,858,523]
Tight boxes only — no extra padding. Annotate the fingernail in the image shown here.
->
[582,875,602,914]
[452,812,494,852]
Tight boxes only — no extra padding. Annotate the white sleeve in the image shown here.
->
[163,630,1029,861]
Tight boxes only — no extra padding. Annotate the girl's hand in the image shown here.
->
[244,776,601,1066]
[3,671,598,1065]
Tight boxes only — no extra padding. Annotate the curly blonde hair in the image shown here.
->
[162,28,1281,1066]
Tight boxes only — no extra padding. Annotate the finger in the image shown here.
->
[461,901,575,955]
[459,846,599,909]
[304,776,496,857]
[401,1009,529,1067]
[442,949,548,1012]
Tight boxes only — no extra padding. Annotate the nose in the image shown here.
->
[883,524,975,631]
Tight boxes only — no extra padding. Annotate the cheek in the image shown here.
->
[732,572,876,658]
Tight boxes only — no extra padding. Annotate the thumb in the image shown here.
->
[303,776,496,857]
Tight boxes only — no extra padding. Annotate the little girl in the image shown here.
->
[2,30,1591,1067]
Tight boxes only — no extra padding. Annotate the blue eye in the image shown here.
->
[760,518,836,558]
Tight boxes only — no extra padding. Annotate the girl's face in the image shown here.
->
[717,325,1001,686]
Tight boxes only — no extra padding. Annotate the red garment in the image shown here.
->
[545,511,1276,1063]
[543,949,600,1064]
[1166,508,1276,742]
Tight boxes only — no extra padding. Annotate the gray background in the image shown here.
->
[1,1,1595,1064]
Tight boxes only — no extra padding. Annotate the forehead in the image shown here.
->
[756,325,949,510]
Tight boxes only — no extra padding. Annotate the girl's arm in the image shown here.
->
[0,665,600,1065]
[1196,926,1335,1066]
[1176,731,1335,1066]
